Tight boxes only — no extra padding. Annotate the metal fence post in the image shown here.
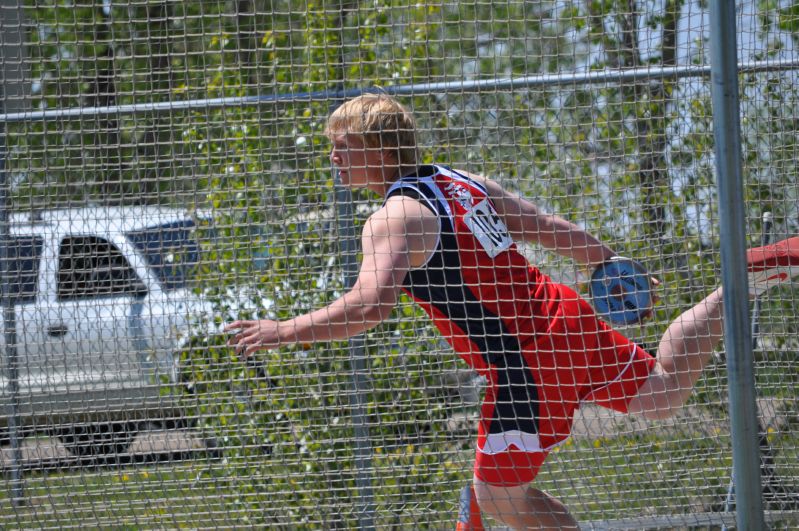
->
[708,1,766,529]
[334,175,376,530]
[0,121,24,506]
[0,0,28,505]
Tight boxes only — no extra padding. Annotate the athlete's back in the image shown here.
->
[385,165,559,368]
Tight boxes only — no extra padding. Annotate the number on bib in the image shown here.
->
[463,200,513,258]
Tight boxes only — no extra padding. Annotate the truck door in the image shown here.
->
[48,235,149,394]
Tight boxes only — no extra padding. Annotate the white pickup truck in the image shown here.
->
[0,206,216,456]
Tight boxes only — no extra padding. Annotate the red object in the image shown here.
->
[456,485,484,531]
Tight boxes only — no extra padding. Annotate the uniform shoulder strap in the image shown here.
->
[384,165,451,218]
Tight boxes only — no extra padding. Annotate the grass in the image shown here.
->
[2,429,796,529]
[0,462,255,529]
[1,373,798,528]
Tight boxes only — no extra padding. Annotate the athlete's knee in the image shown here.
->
[472,478,523,519]
[471,479,497,513]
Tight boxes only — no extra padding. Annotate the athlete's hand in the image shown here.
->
[578,265,661,295]
[650,275,661,294]
[225,319,281,357]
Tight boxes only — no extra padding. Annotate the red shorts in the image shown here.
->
[472,284,656,486]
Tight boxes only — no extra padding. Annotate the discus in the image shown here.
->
[589,257,654,325]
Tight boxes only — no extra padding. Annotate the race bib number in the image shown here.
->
[463,200,513,258]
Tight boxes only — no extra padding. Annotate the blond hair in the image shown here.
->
[325,94,419,169]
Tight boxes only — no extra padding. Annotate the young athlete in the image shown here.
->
[225,93,799,529]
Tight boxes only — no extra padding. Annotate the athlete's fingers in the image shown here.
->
[226,322,260,348]
[223,320,243,332]
[238,333,278,357]
[227,320,281,356]
[234,326,264,346]
[650,276,662,305]
[245,343,266,357]
[231,332,261,356]
[224,320,254,333]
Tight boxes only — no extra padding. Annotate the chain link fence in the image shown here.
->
[0,1,798,528]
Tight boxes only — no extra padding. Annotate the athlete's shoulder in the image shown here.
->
[381,169,447,222]
[368,195,433,232]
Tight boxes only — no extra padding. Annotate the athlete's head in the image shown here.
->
[325,94,419,182]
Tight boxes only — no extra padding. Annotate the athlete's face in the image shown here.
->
[329,133,397,192]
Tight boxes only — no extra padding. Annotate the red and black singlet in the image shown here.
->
[385,166,656,481]
[385,165,561,445]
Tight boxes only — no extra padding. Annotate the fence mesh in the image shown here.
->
[1,0,798,528]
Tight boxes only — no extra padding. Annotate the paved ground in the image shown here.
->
[572,396,793,439]
[0,428,212,470]
[2,397,792,471]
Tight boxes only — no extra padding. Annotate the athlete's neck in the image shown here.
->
[372,165,421,197]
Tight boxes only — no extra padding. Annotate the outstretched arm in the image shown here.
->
[226,196,439,356]
[458,170,616,268]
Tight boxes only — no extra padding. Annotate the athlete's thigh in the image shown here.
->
[472,476,577,529]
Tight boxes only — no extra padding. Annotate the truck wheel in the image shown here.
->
[56,422,139,457]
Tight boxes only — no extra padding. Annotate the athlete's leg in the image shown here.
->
[472,477,578,530]
[626,287,725,419]
[628,236,799,419]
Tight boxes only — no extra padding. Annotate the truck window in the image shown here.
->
[127,220,200,291]
[1,236,43,303]
[57,236,147,300]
